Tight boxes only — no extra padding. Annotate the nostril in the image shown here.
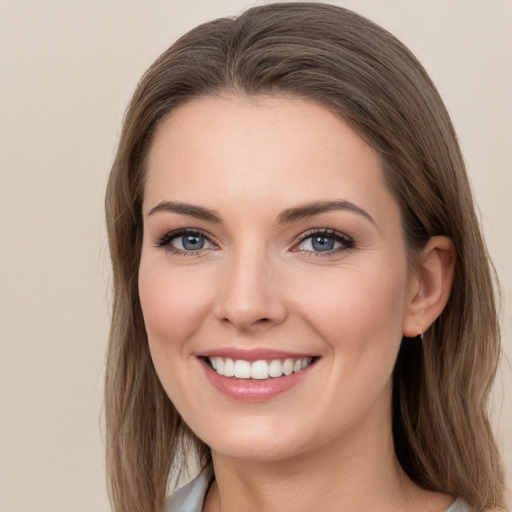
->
[253,317,272,326]
[221,316,272,328]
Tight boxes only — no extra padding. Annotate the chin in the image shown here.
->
[194,414,327,463]
[211,437,309,463]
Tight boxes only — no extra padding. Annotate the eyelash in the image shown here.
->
[154,228,355,258]
[294,228,355,258]
[154,228,216,256]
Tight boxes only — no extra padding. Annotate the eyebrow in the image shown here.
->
[277,200,376,226]
[147,199,376,227]
[148,201,222,223]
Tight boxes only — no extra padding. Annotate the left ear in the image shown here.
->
[402,236,456,337]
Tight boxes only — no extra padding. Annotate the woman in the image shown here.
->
[104,3,506,511]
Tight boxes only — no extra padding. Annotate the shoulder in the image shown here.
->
[443,499,471,512]
[446,502,510,512]
[166,465,214,512]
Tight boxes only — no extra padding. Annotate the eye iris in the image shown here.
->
[312,235,335,251]
[182,234,204,250]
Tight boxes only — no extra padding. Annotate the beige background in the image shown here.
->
[1,1,510,511]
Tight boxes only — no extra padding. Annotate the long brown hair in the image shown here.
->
[105,3,505,511]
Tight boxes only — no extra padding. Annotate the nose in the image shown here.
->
[214,249,287,332]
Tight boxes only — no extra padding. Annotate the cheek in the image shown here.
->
[137,255,215,415]
[284,262,409,434]
[138,255,212,350]
[291,261,408,364]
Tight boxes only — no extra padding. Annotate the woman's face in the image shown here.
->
[139,95,417,462]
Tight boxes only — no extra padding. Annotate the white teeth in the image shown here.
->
[208,356,313,380]
[283,359,294,376]
[215,357,225,375]
[234,360,251,379]
[251,360,269,379]
[268,359,283,378]
[224,358,235,377]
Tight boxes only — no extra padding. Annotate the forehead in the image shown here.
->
[144,94,395,222]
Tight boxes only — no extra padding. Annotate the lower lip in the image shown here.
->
[200,359,316,402]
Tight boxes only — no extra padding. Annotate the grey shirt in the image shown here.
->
[166,466,471,512]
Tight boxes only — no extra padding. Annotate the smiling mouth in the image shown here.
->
[206,356,316,380]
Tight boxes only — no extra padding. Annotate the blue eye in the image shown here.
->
[180,234,206,250]
[296,230,353,254]
[156,230,214,253]
[311,235,335,251]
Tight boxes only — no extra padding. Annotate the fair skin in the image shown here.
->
[138,95,456,512]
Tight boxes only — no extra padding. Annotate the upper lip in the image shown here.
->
[197,348,318,362]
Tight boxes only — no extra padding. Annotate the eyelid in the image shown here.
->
[153,227,354,257]
[292,228,354,254]
[154,228,218,253]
